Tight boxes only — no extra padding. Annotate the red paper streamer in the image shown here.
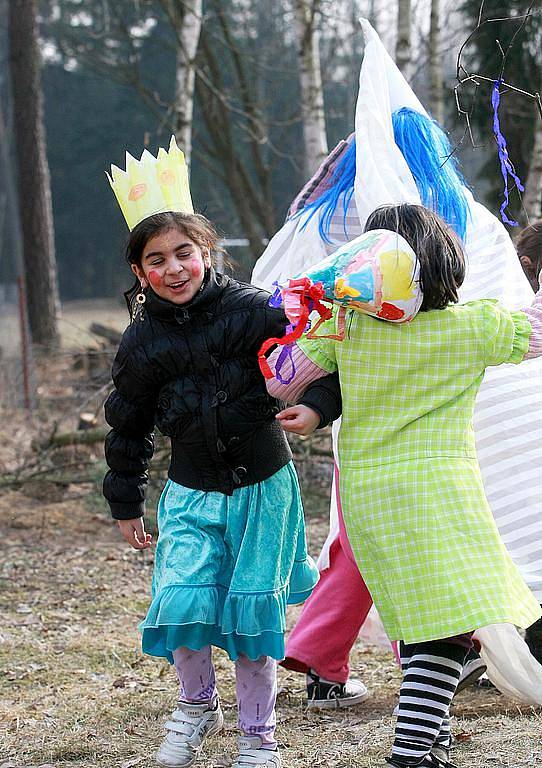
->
[258,278,332,379]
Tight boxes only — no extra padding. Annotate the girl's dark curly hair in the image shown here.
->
[365,203,466,311]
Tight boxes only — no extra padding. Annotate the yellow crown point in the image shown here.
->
[106,136,194,231]
[168,134,183,157]
[140,148,155,162]
[125,151,138,174]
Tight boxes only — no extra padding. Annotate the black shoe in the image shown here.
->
[385,754,457,767]
[525,612,542,665]
[431,734,454,763]
[455,647,487,694]
[306,670,369,709]
[475,674,496,690]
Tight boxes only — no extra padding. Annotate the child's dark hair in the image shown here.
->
[124,212,226,316]
[364,203,466,311]
[516,220,542,292]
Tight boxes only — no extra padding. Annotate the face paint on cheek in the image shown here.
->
[148,270,163,288]
[190,260,205,280]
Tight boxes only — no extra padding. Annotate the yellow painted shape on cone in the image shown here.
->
[379,250,416,301]
[335,278,361,299]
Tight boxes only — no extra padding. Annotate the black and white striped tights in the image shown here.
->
[389,640,469,766]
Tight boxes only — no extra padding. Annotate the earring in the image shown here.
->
[133,287,146,322]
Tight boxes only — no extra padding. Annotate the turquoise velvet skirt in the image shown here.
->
[140,461,319,662]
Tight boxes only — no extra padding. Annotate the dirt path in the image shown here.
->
[1,492,541,768]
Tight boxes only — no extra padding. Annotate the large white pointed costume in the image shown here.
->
[253,18,542,704]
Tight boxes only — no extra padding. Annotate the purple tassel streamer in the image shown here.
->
[267,284,295,382]
[491,79,524,227]
[268,281,283,308]
[275,344,295,385]
[274,324,296,385]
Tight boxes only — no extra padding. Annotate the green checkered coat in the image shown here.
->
[299,299,541,643]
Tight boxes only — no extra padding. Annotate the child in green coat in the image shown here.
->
[268,203,542,768]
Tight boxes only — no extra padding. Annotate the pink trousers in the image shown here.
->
[282,515,374,683]
[283,462,374,682]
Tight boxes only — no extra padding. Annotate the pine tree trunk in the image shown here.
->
[396,0,412,79]
[0,86,23,283]
[522,103,542,221]
[428,0,443,124]
[293,0,328,177]
[368,0,380,33]
[8,0,60,347]
[173,0,202,167]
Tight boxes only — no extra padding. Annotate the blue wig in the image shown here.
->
[300,107,469,242]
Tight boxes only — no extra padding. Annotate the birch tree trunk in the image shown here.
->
[160,0,202,167]
[8,0,60,347]
[522,103,542,221]
[428,0,444,124]
[293,0,328,177]
[396,0,412,79]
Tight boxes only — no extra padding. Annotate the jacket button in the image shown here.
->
[235,466,247,479]
[216,390,228,403]
[175,309,189,324]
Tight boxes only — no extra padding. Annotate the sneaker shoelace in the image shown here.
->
[307,671,345,701]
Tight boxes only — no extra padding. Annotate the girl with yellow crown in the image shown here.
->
[102,137,342,768]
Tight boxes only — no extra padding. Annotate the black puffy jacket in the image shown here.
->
[103,270,341,519]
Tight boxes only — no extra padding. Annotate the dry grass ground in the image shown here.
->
[1,310,541,767]
[1,490,541,768]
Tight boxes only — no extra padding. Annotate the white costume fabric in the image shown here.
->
[252,18,542,703]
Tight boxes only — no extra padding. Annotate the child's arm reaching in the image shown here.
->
[266,343,341,435]
[485,271,542,368]
[103,339,160,550]
[275,404,322,435]
[266,344,331,402]
[250,290,341,434]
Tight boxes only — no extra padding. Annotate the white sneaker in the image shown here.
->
[232,736,282,768]
[155,698,224,767]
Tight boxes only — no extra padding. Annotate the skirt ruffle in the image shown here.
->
[141,554,318,661]
[289,556,320,604]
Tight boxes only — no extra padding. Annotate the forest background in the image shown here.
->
[2,0,542,327]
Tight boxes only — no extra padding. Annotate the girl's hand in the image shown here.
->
[276,405,321,435]
[117,518,153,550]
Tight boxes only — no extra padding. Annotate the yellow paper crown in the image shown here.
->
[106,136,194,231]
